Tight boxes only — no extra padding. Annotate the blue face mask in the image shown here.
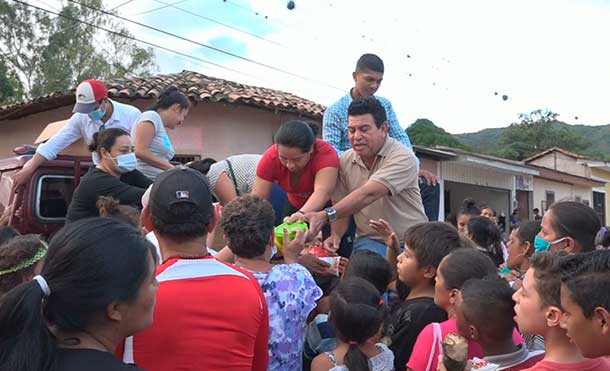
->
[88,106,106,121]
[108,153,137,173]
[534,235,567,253]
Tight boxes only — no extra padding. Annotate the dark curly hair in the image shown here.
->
[0,235,47,297]
[96,196,141,230]
[220,195,275,259]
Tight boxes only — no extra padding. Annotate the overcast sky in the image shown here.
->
[41,0,610,133]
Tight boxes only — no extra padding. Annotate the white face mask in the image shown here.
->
[107,152,137,173]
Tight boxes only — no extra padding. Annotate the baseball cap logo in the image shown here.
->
[176,190,190,199]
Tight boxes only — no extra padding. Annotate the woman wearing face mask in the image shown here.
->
[66,128,152,222]
[132,86,190,180]
[252,120,339,225]
[535,200,601,254]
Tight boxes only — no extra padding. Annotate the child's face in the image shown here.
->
[457,214,471,234]
[434,257,453,310]
[512,268,548,335]
[560,284,608,358]
[396,245,425,287]
[506,229,526,270]
[454,292,473,339]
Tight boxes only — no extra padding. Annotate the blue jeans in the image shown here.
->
[419,179,440,222]
[353,237,388,257]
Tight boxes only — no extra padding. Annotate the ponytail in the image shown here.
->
[345,342,371,371]
[88,127,129,155]
[330,278,387,371]
[0,218,156,371]
[150,85,189,112]
[0,280,56,371]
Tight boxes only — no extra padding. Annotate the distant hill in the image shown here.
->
[455,122,610,160]
[455,127,504,152]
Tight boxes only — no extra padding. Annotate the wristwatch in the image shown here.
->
[325,207,337,223]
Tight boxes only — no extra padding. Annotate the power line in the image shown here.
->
[12,0,257,79]
[131,0,188,16]
[149,0,287,48]
[64,0,343,91]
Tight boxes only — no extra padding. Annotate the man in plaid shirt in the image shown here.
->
[323,53,440,221]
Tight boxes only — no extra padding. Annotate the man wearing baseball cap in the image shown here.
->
[124,166,269,371]
[13,79,141,186]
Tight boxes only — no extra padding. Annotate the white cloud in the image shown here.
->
[57,0,610,133]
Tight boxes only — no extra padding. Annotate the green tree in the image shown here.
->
[0,0,155,103]
[495,110,588,160]
[406,118,467,148]
[0,57,24,103]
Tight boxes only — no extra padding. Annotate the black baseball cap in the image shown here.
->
[149,166,213,224]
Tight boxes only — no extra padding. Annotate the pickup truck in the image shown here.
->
[0,146,92,239]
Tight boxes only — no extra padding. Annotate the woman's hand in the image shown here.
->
[285,211,306,224]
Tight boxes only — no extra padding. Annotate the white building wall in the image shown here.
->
[442,162,513,190]
[532,177,593,211]
[529,152,590,177]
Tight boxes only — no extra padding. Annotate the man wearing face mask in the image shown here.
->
[13,79,142,187]
[65,128,152,222]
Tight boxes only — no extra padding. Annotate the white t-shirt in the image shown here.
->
[132,111,175,180]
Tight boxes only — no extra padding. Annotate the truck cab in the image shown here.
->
[0,151,91,239]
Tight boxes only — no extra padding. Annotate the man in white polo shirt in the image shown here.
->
[13,79,141,186]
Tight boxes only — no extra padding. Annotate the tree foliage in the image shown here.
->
[495,109,589,160]
[0,0,156,104]
[406,118,467,148]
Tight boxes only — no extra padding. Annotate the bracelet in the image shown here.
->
[295,210,305,215]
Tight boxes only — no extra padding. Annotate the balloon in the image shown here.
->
[502,94,508,101]
[287,1,295,10]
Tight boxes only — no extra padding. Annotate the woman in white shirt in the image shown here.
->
[132,86,189,179]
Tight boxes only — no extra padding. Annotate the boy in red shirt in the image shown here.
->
[559,250,610,358]
[513,252,610,371]
[455,276,544,370]
[124,167,269,371]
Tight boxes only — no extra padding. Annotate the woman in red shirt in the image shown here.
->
[253,120,339,224]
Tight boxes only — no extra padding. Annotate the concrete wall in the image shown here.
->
[529,152,590,177]
[0,99,320,160]
[532,177,592,211]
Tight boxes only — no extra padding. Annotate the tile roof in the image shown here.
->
[524,147,586,162]
[0,70,326,120]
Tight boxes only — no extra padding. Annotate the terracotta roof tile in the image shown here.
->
[0,70,325,120]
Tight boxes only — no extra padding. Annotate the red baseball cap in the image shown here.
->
[73,79,108,114]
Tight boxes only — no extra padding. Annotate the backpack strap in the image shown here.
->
[425,322,443,371]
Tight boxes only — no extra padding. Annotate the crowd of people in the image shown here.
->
[0,53,609,371]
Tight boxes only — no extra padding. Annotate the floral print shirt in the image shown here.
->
[250,264,323,371]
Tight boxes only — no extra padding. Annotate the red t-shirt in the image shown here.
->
[521,358,610,371]
[122,256,269,371]
[256,138,339,208]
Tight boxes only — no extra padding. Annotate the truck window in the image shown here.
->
[35,175,74,221]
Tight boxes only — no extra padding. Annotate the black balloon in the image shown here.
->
[502,94,508,101]
[287,1,295,10]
